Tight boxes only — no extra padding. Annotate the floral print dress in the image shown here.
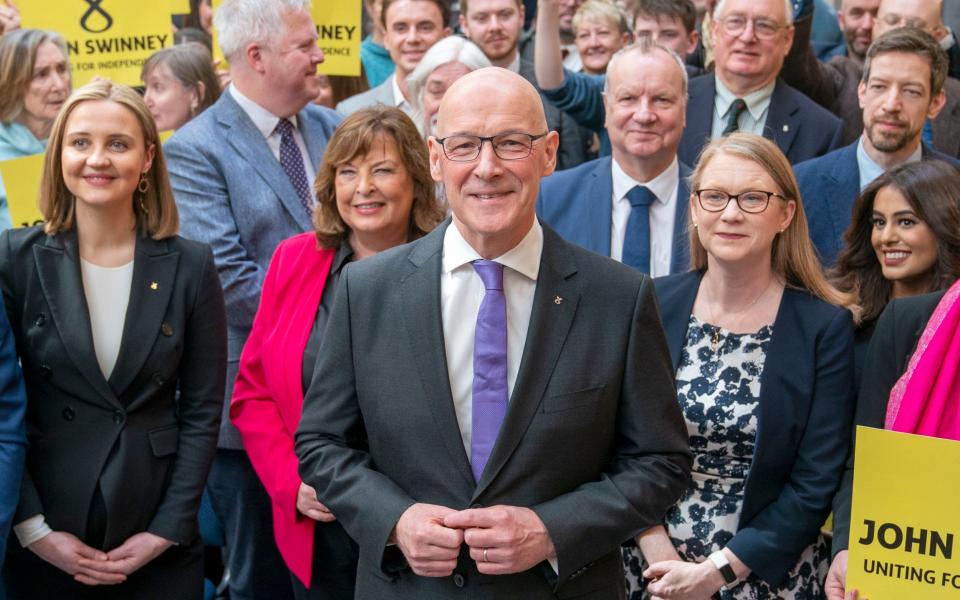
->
[623,315,829,599]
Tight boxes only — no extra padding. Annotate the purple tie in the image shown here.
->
[275,118,313,214]
[470,260,508,483]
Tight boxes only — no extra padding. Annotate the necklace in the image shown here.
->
[704,275,776,353]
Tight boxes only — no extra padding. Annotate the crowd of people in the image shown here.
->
[0,0,958,598]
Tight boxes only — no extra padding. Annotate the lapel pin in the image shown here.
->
[782,124,790,132]
[554,296,563,305]
[150,282,159,290]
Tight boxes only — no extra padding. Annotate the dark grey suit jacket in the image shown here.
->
[295,220,692,599]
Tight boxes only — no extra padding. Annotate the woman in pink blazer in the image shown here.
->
[230,106,444,599]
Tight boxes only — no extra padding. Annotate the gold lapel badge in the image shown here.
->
[150,282,159,290]
[554,296,563,305]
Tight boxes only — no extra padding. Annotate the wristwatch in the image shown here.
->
[707,550,738,589]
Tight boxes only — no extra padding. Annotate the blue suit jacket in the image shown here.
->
[164,91,341,448]
[795,141,960,265]
[0,305,26,571]
[536,157,692,274]
[678,75,843,167]
[654,270,855,587]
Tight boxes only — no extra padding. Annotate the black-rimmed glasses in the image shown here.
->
[435,132,548,162]
[695,189,783,213]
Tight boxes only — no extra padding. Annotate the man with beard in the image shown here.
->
[836,0,879,63]
[460,0,588,168]
[796,27,959,265]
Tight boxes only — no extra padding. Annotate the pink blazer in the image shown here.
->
[230,232,336,587]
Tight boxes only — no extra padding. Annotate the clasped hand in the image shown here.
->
[30,530,174,586]
[392,503,556,577]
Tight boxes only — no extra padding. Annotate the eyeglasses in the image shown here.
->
[695,189,783,213]
[717,15,786,39]
[435,132,548,162]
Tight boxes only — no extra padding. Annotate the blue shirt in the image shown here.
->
[360,35,395,89]
[855,135,923,190]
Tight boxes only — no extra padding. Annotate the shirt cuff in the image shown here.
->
[14,514,52,547]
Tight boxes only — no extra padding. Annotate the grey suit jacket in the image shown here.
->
[164,90,341,448]
[782,12,960,156]
[336,78,415,119]
[295,220,692,599]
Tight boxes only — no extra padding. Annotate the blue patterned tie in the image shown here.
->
[275,118,313,214]
[622,185,656,274]
[470,260,508,483]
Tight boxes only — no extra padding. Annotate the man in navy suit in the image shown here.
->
[796,27,959,265]
[538,40,692,276]
[0,307,26,586]
[164,0,341,598]
[677,0,843,165]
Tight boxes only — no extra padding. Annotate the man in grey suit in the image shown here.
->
[164,0,341,598]
[296,67,691,599]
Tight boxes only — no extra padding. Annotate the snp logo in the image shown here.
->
[81,0,113,34]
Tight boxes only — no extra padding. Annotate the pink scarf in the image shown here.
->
[885,279,960,440]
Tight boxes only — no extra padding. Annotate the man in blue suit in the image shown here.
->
[164,0,341,598]
[796,28,959,265]
[0,307,26,590]
[539,41,691,276]
[677,0,843,165]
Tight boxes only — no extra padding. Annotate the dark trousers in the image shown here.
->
[206,448,294,600]
[290,520,359,600]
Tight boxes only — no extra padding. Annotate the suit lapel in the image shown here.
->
[473,226,580,498]
[108,237,179,399]
[219,93,313,230]
[399,224,476,489]
[766,80,800,158]
[34,232,121,409]
[587,158,613,256]
[827,144,861,248]
[658,271,701,371]
[752,290,798,473]
[670,163,692,273]
[298,109,330,175]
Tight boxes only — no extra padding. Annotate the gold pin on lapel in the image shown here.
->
[554,296,563,305]
[782,125,790,132]
[150,282,159,290]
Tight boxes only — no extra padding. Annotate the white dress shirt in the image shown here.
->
[390,73,413,114]
[229,84,317,192]
[610,157,681,277]
[711,79,776,139]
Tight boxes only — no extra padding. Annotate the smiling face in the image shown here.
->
[21,41,71,133]
[260,8,325,117]
[384,0,450,77]
[460,0,523,64]
[870,184,937,297]
[429,69,559,257]
[603,50,686,167]
[421,61,474,136]
[61,99,155,216]
[711,0,794,93]
[575,18,630,74]
[692,151,795,268]
[143,62,199,132]
[335,132,415,249]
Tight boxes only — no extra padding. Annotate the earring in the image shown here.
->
[138,174,150,214]
[693,222,699,228]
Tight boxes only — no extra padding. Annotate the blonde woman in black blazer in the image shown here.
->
[0,81,226,599]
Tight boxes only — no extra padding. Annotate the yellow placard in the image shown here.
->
[210,0,361,76]
[20,0,173,87]
[847,427,960,598]
[171,0,191,14]
[0,154,46,229]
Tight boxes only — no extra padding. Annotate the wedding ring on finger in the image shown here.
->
[483,548,489,562]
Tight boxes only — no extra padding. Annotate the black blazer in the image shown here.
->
[0,227,226,550]
[654,270,855,586]
[831,290,945,555]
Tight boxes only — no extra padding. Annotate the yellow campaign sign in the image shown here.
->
[0,154,46,229]
[171,0,191,14]
[847,427,960,598]
[210,0,361,77]
[19,0,173,87]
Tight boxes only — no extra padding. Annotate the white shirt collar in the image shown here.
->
[442,219,542,282]
[506,53,521,74]
[391,74,407,108]
[229,83,287,140]
[611,157,680,206]
[715,78,776,122]
[941,28,956,51]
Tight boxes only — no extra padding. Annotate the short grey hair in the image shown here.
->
[714,0,794,26]
[602,38,689,97]
[215,0,312,62]
[407,37,492,133]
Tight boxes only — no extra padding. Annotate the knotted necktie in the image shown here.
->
[622,185,656,274]
[275,118,313,214]
[722,98,748,136]
[470,260,508,483]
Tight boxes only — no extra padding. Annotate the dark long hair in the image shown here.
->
[832,160,960,323]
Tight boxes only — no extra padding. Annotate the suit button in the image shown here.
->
[112,411,125,425]
[39,364,52,379]
[452,572,465,588]
[62,407,74,421]
[160,323,173,336]
[34,313,46,327]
